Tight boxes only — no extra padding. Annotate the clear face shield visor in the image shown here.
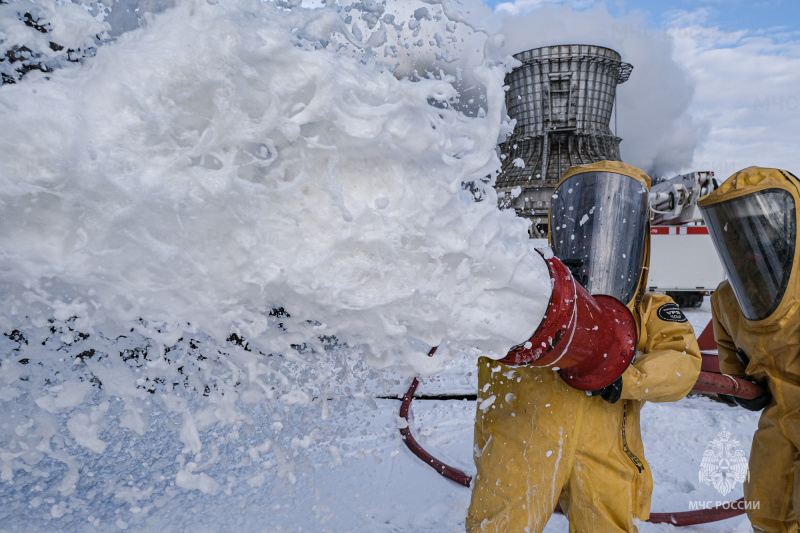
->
[701,189,797,321]
[550,172,649,305]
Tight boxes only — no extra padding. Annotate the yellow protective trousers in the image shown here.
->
[712,282,800,533]
[466,293,701,533]
[466,368,648,533]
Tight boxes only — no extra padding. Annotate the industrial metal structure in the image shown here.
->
[495,44,632,237]
[649,171,717,226]
[647,171,725,308]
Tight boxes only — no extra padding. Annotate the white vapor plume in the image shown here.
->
[493,3,709,177]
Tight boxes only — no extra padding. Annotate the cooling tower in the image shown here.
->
[495,44,633,237]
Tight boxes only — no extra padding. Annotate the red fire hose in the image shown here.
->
[691,371,763,399]
[399,378,473,487]
[398,372,764,526]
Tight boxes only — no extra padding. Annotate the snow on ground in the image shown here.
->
[0,299,761,532]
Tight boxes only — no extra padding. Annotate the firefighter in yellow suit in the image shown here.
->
[466,161,702,533]
[698,166,800,533]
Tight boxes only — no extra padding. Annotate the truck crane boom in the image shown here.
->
[649,171,717,225]
[647,171,726,308]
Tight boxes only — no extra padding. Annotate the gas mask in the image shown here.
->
[699,167,799,322]
[550,161,651,308]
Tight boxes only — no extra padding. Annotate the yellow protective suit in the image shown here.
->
[466,292,702,533]
[702,167,800,533]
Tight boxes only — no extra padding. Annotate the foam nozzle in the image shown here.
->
[499,252,638,391]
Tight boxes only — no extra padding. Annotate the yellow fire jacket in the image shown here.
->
[466,292,701,533]
[711,282,800,532]
[702,166,800,532]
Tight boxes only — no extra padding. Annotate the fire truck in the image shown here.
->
[647,171,726,308]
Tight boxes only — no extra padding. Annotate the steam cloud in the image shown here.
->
[494,3,709,178]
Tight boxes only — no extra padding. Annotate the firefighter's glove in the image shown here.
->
[588,376,623,404]
[719,389,771,411]
[720,348,772,411]
[561,258,589,289]
[733,390,772,411]
[719,376,772,411]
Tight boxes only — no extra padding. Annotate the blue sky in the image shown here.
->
[482,0,800,36]
[476,0,800,177]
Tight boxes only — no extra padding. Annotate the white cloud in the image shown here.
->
[670,19,800,176]
[494,0,598,16]
[663,7,715,28]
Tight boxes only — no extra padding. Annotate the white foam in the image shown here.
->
[0,1,553,525]
[0,0,550,366]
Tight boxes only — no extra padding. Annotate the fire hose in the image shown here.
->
[398,372,765,527]
[397,254,762,525]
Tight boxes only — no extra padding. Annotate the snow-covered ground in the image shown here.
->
[0,298,761,532]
